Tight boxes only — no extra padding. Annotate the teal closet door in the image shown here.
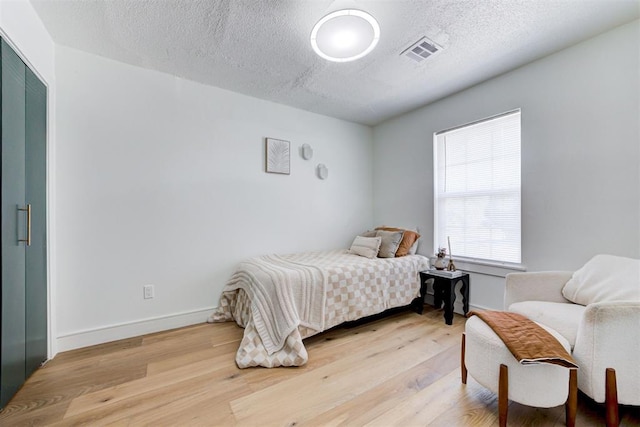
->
[25,65,48,378]
[0,38,47,409]
[0,38,27,409]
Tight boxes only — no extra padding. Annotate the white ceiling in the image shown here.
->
[31,0,639,126]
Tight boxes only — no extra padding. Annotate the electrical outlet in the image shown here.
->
[143,284,154,299]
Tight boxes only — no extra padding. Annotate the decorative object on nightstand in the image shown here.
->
[447,236,457,271]
[434,247,447,270]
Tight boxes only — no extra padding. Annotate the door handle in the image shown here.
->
[18,204,31,246]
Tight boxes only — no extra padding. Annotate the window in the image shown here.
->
[434,110,521,266]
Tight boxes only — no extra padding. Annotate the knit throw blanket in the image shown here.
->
[469,311,578,369]
[221,254,327,355]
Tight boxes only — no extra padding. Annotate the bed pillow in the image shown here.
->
[376,230,404,258]
[562,254,640,305]
[359,230,378,238]
[376,226,421,257]
[408,238,420,255]
[349,236,382,259]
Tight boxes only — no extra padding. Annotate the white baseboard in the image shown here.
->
[56,306,216,353]
[55,299,493,355]
[466,303,492,312]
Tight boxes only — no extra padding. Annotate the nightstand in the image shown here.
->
[419,271,470,325]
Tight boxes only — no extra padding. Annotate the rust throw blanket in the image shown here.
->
[469,311,578,369]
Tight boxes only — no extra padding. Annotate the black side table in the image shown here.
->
[419,271,470,325]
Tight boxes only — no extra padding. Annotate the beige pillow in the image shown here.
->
[408,238,419,255]
[376,226,421,257]
[376,230,404,258]
[562,254,640,305]
[359,230,377,238]
[349,236,382,259]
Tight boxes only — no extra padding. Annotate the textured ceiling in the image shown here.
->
[31,0,639,125]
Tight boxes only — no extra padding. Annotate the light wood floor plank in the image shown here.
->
[0,306,637,426]
[230,326,440,425]
[145,340,241,376]
[54,369,247,426]
[63,352,237,418]
[240,312,441,392]
[306,330,463,426]
[364,369,463,426]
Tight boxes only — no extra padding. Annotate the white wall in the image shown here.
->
[55,46,373,350]
[373,21,640,310]
[0,0,54,80]
[0,0,58,357]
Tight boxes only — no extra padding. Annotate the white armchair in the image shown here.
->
[504,255,640,427]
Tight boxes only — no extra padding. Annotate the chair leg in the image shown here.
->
[461,333,467,384]
[566,369,577,427]
[605,368,619,427]
[499,364,508,427]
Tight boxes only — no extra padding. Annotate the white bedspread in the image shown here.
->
[216,253,328,355]
[209,250,429,368]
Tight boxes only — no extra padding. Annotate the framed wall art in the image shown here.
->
[265,137,290,175]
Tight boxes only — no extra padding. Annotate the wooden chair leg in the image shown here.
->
[566,369,577,427]
[461,333,467,384]
[605,368,619,427]
[499,364,508,427]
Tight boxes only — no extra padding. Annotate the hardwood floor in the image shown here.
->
[1,306,638,426]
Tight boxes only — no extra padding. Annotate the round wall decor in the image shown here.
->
[317,163,328,180]
[301,143,313,160]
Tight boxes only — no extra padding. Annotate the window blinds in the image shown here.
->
[434,110,521,264]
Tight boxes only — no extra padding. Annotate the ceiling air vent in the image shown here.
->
[401,36,443,63]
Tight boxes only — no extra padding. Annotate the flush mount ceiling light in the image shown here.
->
[310,9,380,63]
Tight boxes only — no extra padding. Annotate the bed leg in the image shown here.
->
[410,297,424,314]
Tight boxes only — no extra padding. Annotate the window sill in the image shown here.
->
[429,257,526,278]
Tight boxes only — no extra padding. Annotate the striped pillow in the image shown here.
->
[349,236,382,259]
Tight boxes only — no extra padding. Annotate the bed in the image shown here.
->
[208,248,429,368]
